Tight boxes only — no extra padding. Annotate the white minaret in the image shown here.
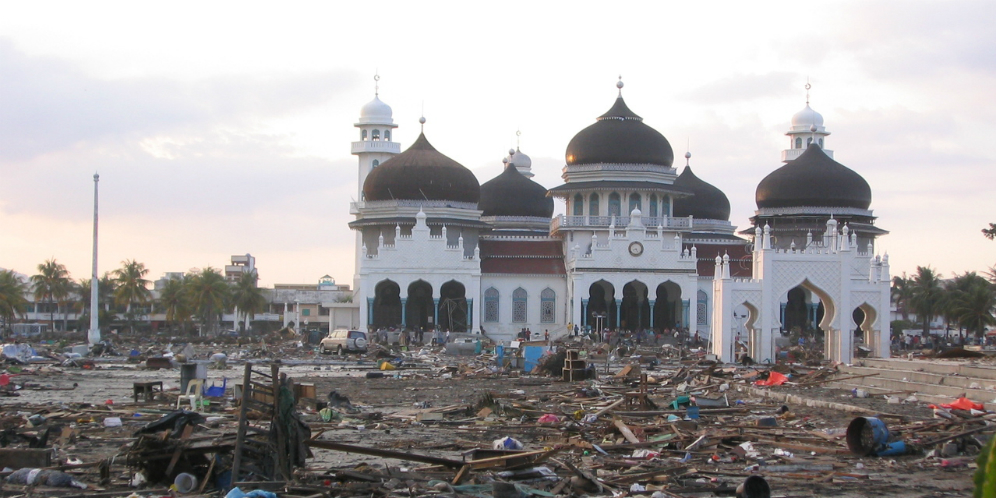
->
[352,74,400,199]
[351,74,400,294]
[782,82,833,162]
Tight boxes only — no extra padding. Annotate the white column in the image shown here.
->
[88,173,100,346]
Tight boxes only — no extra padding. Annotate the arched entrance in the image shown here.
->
[372,280,402,328]
[854,304,879,355]
[780,280,836,361]
[439,280,468,332]
[783,286,825,336]
[621,280,650,331]
[588,280,616,331]
[406,281,434,331]
[734,302,760,361]
[653,281,682,330]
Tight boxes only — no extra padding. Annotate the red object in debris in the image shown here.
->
[0,374,10,387]
[941,397,984,411]
[105,399,114,405]
[755,371,788,386]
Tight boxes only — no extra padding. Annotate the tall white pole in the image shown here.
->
[88,173,100,346]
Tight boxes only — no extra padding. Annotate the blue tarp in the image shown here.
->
[523,346,548,373]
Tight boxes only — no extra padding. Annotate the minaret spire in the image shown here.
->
[374,72,380,97]
[617,75,624,97]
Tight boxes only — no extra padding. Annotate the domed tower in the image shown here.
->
[352,75,400,200]
[551,79,700,337]
[673,151,750,278]
[549,78,692,229]
[350,119,485,335]
[752,141,887,250]
[782,83,833,162]
[479,152,553,233]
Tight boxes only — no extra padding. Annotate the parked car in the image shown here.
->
[320,329,368,354]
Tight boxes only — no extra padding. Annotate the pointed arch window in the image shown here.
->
[589,193,600,216]
[512,288,527,323]
[819,138,824,148]
[629,193,642,213]
[794,137,802,149]
[372,159,380,168]
[540,288,556,323]
[608,193,621,217]
[661,195,671,216]
[573,194,584,216]
[649,194,658,217]
[806,137,813,146]
[384,130,391,141]
[697,290,708,326]
[362,129,368,141]
[372,129,381,141]
[484,288,499,322]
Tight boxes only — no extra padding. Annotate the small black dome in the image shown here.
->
[479,164,553,218]
[673,166,731,221]
[363,133,480,203]
[565,97,674,167]
[756,144,871,210]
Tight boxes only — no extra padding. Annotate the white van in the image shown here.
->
[320,329,368,354]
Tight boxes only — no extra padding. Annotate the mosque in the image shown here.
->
[347,79,892,364]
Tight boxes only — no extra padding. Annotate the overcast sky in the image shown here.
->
[1,1,994,287]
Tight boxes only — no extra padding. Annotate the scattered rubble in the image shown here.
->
[0,335,988,496]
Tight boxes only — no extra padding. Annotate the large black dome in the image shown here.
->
[363,133,480,203]
[479,164,553,218]
[756,144,871,210]
[565,97,674,167]
[673,166,731,221]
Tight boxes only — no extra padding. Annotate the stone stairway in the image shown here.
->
[827,357,996,409]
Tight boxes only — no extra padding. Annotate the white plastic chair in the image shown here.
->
[176,379,204,410]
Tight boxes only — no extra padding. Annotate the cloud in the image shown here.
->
[682,72,798,104]
[0,38,359,162]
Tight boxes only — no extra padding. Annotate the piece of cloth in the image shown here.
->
[754,371,788,386]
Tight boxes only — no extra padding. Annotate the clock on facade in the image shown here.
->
[628,241,644,256]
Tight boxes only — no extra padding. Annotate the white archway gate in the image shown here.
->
[711,224,891,364]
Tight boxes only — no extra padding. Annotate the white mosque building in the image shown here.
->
[347,79,891,364]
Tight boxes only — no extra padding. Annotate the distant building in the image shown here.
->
[225,254,256,283]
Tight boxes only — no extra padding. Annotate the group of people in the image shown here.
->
[570,325,700,348]
[370,327,452,347]
[516,328,550,342]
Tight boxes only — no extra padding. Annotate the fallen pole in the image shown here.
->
[306,440,465,468]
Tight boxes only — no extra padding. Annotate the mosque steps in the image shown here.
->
[825,359,996,409]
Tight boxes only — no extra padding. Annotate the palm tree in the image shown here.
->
[230,271,266,334]
[186,268,229,336]
[0,270,29,335]
[891,274,914,321]
[30,259,72,332]
[159,276,192,334]
[112,260,152,334]
[947,273,996,340]
[909,266,944,337]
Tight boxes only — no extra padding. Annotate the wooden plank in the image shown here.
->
[231,362,254,483]
[613,418,641,444]
[164,424,194,476]
[451,464,470,485]
[592,398,625,418]
[0,449,52,469]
